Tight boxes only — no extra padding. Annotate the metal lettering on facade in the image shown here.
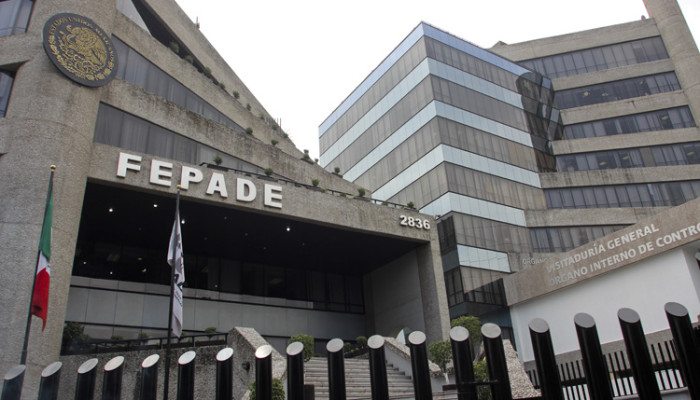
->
[116,152,282,209]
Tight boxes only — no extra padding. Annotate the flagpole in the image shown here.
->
[163,186,180,400]
[20,165,56,365]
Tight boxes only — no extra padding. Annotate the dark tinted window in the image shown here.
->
[0,70,14,117]
[563,106,695,139]
[0,0,32,37]
[545,180,700,209]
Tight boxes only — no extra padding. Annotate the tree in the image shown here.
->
[288,334,314,361]
[428,340,452,383]
[451,315,482,358]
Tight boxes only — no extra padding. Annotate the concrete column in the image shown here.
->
[416,240,451,342]
[0,0,117,393]
[643,0,700,122]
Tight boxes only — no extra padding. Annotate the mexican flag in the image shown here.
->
[31,178,53,330]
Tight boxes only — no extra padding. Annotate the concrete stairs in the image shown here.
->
[304,357,416,399]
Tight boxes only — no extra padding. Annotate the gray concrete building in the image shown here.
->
[0,0,451,386]
[320,0,700,334]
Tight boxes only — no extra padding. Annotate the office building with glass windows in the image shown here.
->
[0,0,451,383]
[320,0,700,335]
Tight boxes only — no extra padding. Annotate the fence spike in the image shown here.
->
[406,331,432,400]
[326,338,346,400]
[138,354,159,400]
[75,358,98,400]
[1,365,25,400]
[255,345,273,400]
[101,356,124,400]
[368,335,389,400]
[529,318,563,400]
[176,351,196,400]
[450,326,475,400]
[617,308,661,400]
[37,361,62,400]
[215,348,233,400]
[482,323,512,400]
[286,342,304,400]
[664,302,700,399]
[574,313,612,400]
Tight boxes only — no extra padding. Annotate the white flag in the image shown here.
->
[167,206,185,337]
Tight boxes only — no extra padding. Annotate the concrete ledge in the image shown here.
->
[229,327,286,400]
[525,207,665,227]
[540,165,700,188]
[551,127,700,155]
[561,91,689,125]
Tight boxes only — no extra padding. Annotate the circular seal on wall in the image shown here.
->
[43,13,118,88]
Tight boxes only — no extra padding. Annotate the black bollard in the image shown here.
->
[482,323,511,400]
[529,318,563,400]
[326,338,346,400]
[255,345,273,400]
[286,342,304,400]
[75,358,98,400]
[574,313,612,400]
[176,351,196,400]
[216,348,234,400]
[37,361,62,400]
[450,326,476,400]
[368,335,389,400]
[618,308,661,400]
[1,365,25,400]
[665,302,700,400]
[408,331,432,400]
[138,354,159,400]
[101,356,125,400]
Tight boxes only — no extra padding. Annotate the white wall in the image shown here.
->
[367,249,426,336]
[510,247,700,361]
[66,277,366,340]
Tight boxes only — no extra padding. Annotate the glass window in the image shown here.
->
[521,37,668,78]
[0,0,32,37]
[112,37,245,135]
[545,180,700,209]
[0,70,15,118]
[563,106,695,139]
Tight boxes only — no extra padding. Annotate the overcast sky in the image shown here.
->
[173,0,700,160]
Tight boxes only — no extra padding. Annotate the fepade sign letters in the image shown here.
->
[116,152,282,209]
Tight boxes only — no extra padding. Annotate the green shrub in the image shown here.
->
[333,167,341,174]
[355,336,367,348]
[311,179,320,187]
[428,340,452,371]
[288,334,314,361]
[169,41,180,54]
[271,140,278,146]
[110,335,124,341]
[232,91,240,99]
[357,188,366,197]
[246,103,252,111]
[407,201,415,209]
[473,359,491,400]
[249,378,285,400]
[204,326,217,334]
[184,54,194,64]
[264,168,273,177]
[213,155,222,165]
[245,127,253,135]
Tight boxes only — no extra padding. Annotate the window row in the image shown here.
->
[0,70,13,118]
[94,103,263,174]
[520,37,669,79]
[563,106,695,139]
[444,267,506,307]
[530,225,625,253]
[425,37,554,106]
[545,180,700,209]
[320,38,428,152]
[328,77,434,173]
[554,72,681,109]
[556,142,700,171]
[73,241,365,314]
[0,0,32,37]
[112,37,245,135]
[431,76,560,139]
[451,213,532,254]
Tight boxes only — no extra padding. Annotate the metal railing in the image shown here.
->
[61,332,228,356]
[3,302,699,400]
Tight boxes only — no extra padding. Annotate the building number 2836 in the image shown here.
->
[399,215,431,230]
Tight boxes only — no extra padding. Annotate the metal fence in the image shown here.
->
[2,301,699,400]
